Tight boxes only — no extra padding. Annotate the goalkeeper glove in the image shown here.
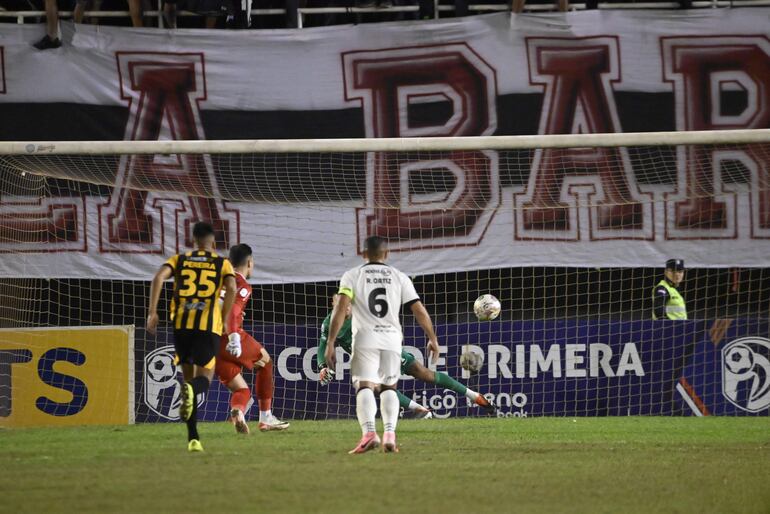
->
[319,367,335,386]
[226,332,242,358]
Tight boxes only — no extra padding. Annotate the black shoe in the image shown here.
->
[33,35,62,50]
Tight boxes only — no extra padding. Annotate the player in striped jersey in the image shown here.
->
[147,221,237,452]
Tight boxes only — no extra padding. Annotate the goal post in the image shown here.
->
[0,128,769,425]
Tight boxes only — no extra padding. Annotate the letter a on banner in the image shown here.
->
[515,37,653,242]
[343,44,500,252]
[99,53,239,255]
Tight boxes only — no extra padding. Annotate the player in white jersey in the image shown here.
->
[325,236,439,454]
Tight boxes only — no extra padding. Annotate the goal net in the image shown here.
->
[1,129,769,427]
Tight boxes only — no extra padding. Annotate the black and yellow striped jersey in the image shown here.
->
[163,250,235,335]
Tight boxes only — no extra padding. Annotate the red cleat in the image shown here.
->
[348,432,380,454]
[475,395,497,415]
[382,432,399,453]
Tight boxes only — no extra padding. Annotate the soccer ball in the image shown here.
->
[148,353,177,384]
[473,294,501,321]
[725,346,754,374]
[460,349,484,373]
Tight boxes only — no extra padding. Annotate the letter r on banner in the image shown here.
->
[515,37,653,241]
[343,44,500,252]
[662,36,770,239]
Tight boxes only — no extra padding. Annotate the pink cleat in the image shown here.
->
[382,432,399,453]
[229,408,250,435]
[348,432,381,454]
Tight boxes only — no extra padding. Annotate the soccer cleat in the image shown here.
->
[179,382,194,421]
[188,439,204,452]
[229,408,250,435]
[382,432,399,453]
[258,414,290,432]
[414,408,434,420]
[475,394,497,415]
[349,432,380,454]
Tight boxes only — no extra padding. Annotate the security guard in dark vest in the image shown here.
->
[652,259,687,320]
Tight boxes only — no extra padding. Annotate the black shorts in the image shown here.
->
[173,329,219,369]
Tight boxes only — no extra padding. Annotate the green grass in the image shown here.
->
[1,418,770,514]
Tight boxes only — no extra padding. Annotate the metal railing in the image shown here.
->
[1,0,769,28]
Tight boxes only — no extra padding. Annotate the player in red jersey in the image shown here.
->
[216,243,290,434]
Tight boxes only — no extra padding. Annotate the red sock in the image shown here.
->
[255,360,273,412]
[231,388,250,413]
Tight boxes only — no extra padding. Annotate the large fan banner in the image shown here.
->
[0,10,769,280]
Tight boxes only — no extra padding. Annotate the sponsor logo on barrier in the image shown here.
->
[144,345,204,420]
[276,343,645,382]
[0,326,131,427]
[408,391,529,419]
[722,336,770,413]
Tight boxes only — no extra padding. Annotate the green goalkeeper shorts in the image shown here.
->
[400,350,417,375]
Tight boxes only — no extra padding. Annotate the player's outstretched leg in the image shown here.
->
[435,370,496,414]
[380,388,399,453]
[408,361,496,414]
[255,359,290,431]
[395,390,432,419]
[349,386,380,454]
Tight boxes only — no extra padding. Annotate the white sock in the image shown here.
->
[465,389,479,402]
[380,389,399,433]
[259,410,271,423]
[356,388,377,435]
[408,400,426,412]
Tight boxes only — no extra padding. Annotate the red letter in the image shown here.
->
[662,37,770,238]
[99,53,238,254]
[0,197,84,252]
[343,45,499,251]
[515,38,652,241]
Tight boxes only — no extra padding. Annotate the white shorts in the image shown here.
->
[350,346,401,387]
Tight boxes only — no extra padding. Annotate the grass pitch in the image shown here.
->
[1,418,769,514]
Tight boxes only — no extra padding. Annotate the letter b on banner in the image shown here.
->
[343,45,500,251]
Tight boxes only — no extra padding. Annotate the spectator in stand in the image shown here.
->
[127,0,145,26]
[34,0,144,50]
[73,0,103,24]
[33,0,62,49]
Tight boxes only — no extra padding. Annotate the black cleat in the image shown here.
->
[33,35,62,50]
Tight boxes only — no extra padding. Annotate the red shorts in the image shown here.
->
[216,330,265,385]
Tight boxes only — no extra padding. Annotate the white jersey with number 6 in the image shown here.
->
[338,263,420,351]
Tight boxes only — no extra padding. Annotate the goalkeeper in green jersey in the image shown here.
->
[317,295,496,416]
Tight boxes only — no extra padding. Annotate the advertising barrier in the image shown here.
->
[0,326,134,427]
[135,319,769,422]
